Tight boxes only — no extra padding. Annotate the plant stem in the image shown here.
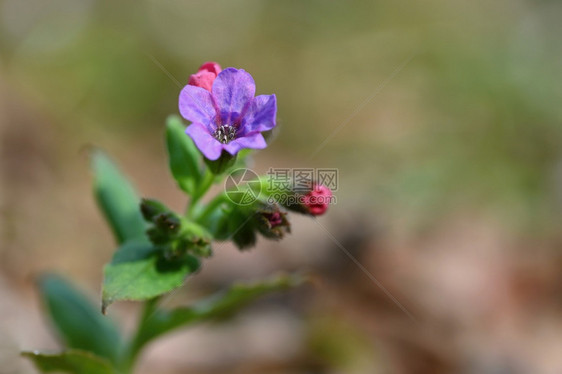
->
[194,193,229,224]
[119,298,160,373]
[186,169,215,217]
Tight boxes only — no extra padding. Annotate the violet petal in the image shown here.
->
[240,94,277,135]
[185,123,223,160]
[179,85,217,130]
[211,68,255,125]
[223,132,267,155]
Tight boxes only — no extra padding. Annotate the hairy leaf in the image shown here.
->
[92,151,146,245]
[166,115,202,195]
[40,275,121,363]
[22,350,117,374]
[102,241,200,313]
[129,273,305,358]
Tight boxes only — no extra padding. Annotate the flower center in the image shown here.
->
[213,125,237,144]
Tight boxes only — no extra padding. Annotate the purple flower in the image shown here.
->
[179,67,277,161]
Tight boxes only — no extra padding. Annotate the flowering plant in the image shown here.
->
[22,62,332,374]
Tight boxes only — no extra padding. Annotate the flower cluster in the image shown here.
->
[176,62,333,248]
[180,62,277,161]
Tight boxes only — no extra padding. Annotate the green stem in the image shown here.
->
[186,169,215,217]
[194,193,229,225]
[119,297,160,373]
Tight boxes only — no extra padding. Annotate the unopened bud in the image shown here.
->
[188,61,222,92]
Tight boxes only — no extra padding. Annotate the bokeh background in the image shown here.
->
[1,0,562,373]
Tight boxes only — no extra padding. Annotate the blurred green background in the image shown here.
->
[1,0,562,373]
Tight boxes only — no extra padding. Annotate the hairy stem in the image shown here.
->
[119,297,160,373]
[187,169,215,217]
[194,193,229,225]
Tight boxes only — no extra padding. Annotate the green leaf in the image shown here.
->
[230,209,257,250]
[92,150,146,245]
[39,275,122,364]
[203,206,231,240]
[129,273,305,359]
[22,350,117,374]
[102,241,200,313]
[166,115,202,195]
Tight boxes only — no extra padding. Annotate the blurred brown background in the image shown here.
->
[1,0,562,373]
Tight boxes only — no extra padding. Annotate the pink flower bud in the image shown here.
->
[257,208,290,240]
[303,184,332,216]
[188,61,222,91]
[264,212,283,228]
[198,62,222,75]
